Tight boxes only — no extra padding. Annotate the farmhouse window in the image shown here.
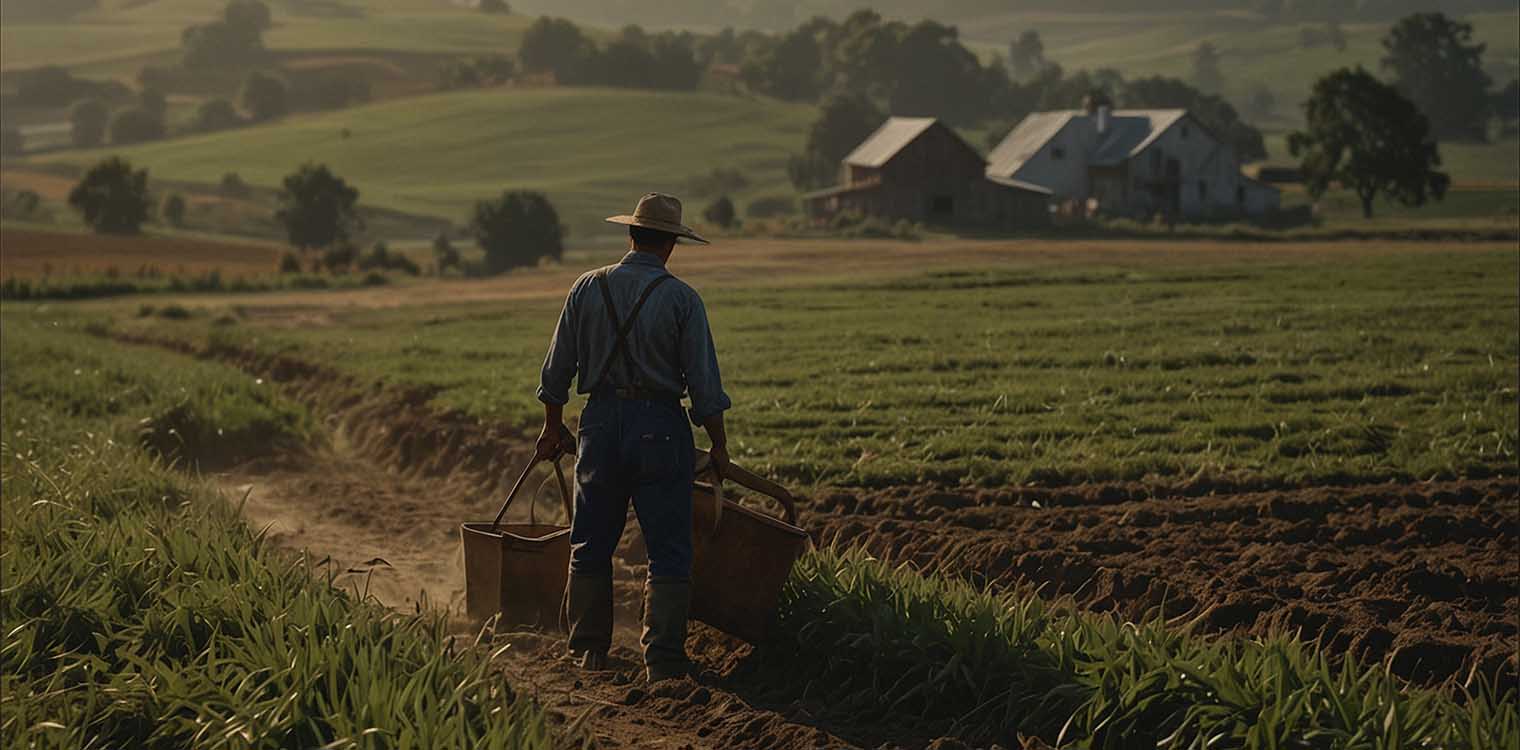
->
[1197,180,1208,200]
[1236,186,1246,204]
[1051,146,1066,160]
[1181,124,1190,139]
[1149,150,1162,171]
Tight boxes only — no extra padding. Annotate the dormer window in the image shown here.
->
[1051,146,1067,160]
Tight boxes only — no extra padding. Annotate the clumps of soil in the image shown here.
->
[807,479,1519,688]
[138,395,306,472]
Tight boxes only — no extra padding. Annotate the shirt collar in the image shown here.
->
[620,250,667,269]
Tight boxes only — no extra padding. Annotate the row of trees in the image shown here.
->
[64,158,565,275]
[518,19,703,90]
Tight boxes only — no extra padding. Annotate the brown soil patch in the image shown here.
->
[0,227,282,277]
[810,481,1519,687]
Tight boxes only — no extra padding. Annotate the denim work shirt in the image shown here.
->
[537,251,731,424]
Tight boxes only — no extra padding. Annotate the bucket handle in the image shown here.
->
[694,449,799,527]
[491,452,574,529]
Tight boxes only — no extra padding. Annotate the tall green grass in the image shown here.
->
[0,318,553,749]
[759,548,1518,748]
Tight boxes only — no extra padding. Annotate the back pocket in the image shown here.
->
[635,431,678,483]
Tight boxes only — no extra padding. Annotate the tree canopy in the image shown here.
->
[1288,67,1449,219]
[240,71,288,121]
[68,157,152,234]
[788,93,883,190]
[69,98,109,148]
[276,163,361,251]
[470,191,565,274]
[1381,12,1493,141]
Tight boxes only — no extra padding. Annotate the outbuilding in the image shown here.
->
[802,117,1051,229]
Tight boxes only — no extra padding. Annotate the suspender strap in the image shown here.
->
[589,268,673,392]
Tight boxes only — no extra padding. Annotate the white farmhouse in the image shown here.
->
[986,103,1279,220]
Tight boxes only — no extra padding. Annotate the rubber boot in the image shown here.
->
[566,573,612,671]
[640,577,692,682]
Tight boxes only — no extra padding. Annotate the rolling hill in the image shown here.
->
[49,86,817,240]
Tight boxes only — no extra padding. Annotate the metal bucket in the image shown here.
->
[689,456,811,643]
[460,456,573,629]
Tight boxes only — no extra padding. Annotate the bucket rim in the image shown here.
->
[461,521,571,543]
[692,492,808,537]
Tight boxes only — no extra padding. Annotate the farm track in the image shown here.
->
[110,331,1518,713]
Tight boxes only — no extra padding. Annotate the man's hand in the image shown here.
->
[702,413,729,482]
[535,423,568,461]
[536,402,568,461]
[706,442,730,482]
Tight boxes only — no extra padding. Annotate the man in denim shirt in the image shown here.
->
[536,193,731,682]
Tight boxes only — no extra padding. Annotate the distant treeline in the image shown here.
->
[510,0,1516,32]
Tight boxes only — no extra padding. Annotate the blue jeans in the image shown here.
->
[570,395,695,580]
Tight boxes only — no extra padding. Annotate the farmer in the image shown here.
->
[535,193,731,682]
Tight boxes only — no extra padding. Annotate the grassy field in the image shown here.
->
[1,0,540,74]
[46,86,816,238]
[966,10,1519,129]
[90,240,1519,491]
[0,315,554,748]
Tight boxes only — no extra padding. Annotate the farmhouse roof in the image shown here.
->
[842,117,939,167]
[986,109,1189,176]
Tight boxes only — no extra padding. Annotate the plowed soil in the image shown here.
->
[122,332,1517,746]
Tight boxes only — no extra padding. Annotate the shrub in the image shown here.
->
[356,241,420,275]
[68,157,151,234]
[194,98,242,132]
[69,98,109,148]
[470,190,564,275]
[703,195,736,229]
[160,193,187,227]
[478,0,509,13]
[108,107,166,144]
[277,251,302,273]
[3,189,44,221]
[219,172,251,198]
[239,71,288,121]
[320,241,357,272]
[432,232,461,273]
[747,194,795,218]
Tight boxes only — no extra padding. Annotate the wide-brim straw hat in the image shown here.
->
[605,192,709,245]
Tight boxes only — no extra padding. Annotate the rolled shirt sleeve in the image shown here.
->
[536,289,579,406]
[679,292,731,424]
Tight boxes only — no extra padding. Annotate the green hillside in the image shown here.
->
[1,0,539,74]
[48,87,816,239]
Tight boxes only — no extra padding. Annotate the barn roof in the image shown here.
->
[842,117,939,167]
[986,109,1189,176]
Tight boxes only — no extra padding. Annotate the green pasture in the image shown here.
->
[971,9,1519,128]
[49,86,816,238]
[104,245,1520,490]
[0,316,553,748]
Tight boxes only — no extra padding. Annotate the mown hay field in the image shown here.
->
[0,226,282,277]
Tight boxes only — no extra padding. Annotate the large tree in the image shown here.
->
[1289,67,1449,219]
[276,163,361,251]
[68,157,151,234]
[1381,12,1492,141]
[518,17,596,83]
[787,93,883,190]
[470,191,564,275]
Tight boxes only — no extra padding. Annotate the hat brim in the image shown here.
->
[605,215,709,245]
